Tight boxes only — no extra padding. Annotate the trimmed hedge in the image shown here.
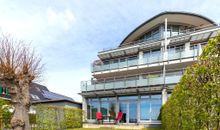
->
[161,34,220,130]
[35,105,82,130]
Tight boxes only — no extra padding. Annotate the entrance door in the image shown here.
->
[119,101,138,123]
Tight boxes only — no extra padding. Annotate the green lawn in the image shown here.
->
[70,128,162,130]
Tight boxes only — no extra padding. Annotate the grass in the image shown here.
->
[70,128,162,130]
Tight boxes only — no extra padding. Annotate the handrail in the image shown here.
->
[81,74,182,92]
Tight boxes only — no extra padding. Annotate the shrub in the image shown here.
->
[35,104,82,130]
[161,34,220,130]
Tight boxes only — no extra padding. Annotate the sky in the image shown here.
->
[0,0,219,102]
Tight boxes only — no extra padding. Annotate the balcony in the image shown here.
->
[92,48,198,72]
[81,75,181,92]
[168,49,198,60]
[92,58,139,72]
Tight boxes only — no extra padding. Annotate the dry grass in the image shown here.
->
[69,128,162,130]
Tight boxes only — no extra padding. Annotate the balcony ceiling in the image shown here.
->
[98,46,139,60]
[120,11,216,46]
[79,86,163,98]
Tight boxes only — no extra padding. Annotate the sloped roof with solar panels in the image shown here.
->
[29,83,74,102]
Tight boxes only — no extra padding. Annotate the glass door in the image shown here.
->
[129,101,137,123]
[119,102,127,123]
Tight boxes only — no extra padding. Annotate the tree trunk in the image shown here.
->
[9,80,30,130]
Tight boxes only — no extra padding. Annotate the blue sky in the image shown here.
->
[0,0,219,102]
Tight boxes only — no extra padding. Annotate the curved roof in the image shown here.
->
[120,11,216,46]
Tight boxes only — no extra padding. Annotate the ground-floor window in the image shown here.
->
[140,94,161,121]
[100,97,116,120]
[87,98,98,119]
[86,94,162,122]
[119,96,138,123]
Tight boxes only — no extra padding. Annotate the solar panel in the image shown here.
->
[42,90,74,101]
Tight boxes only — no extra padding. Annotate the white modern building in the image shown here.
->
[80,11,220,127]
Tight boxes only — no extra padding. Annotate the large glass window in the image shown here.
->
[101,101,108,117]
[138,26,161,41]
[119,102,127,123]
[172,25,179,36]
[143,49,161,63]
[140,96,150,120]
[100,97,116,120]
[129,101,137,123]
[87,99,99,120]
[119,96,138,123]
[151,95,162,121]
[140,94,162,121]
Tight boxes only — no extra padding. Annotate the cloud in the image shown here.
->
[47,7,76,30]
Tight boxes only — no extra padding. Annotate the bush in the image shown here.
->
[61,107,82,129]
[0,98,12,129]
[35,105,82,130]
[161,34,220,130]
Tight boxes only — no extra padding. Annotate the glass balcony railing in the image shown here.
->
[92,49,198,72]
[92,59,138,72]
[143,56,162,64]
[168,49,198,60]
[81,75,182,92]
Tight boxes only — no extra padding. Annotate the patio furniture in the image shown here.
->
[114,111,123,124]
[96,112,103,124]
[102,115,111,122]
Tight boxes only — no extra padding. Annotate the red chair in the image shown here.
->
[96,112,103,124]
[115,111,123,124]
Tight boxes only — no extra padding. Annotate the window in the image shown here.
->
[112,59,118,63]
[175,45,184,52]
[152,27,160,40]
[103,61,109,65]
[166,71,183,76]
[120,58,126,62]
[190,44,198,50]
[172,25,179,36]
[100,97,116,120]
[31,94,40,100]
[87,98,99,119]
[128,56,137,60]
[140,94,162,121]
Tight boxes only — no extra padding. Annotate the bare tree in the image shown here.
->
[0,35,43,130]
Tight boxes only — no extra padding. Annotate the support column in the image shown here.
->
[98,98,101,112]
[163,18,168,61]
[185,42,190,57]
[162,18,168,105]
[138,51,144,65]
[162,87,168,105]
[137,95,141,124]
[82,97,87,122]
[198,43,202,55]
[116,96,119,114]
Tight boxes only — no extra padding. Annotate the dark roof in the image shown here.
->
[29,83,49,101]
[32,99,82,105]
[29,83,75,102]
[120,11,216,46]
[0,83,77,104]
[42,90,73,101]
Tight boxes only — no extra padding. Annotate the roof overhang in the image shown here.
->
[120,11,216,46]
[79,85,164,98]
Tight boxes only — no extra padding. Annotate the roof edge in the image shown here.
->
[120,11,217,46]
[32,99,82,105]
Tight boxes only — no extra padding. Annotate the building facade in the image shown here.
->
[80,11,220,125]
